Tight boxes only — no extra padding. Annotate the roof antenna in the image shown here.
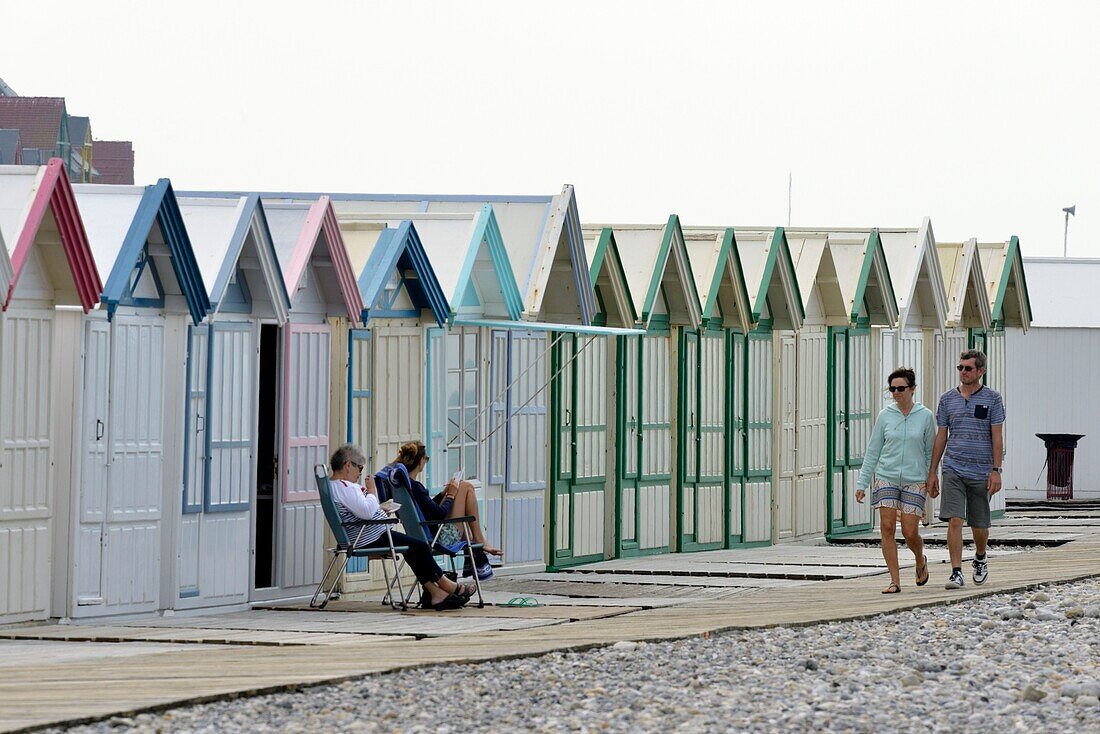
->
[787,172,792,227]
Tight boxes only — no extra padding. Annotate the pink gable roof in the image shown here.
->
[284,195,362,321]
[3,158,101,311]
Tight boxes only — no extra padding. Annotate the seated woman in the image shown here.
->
[386,441,502,581]
[328,443,473,611]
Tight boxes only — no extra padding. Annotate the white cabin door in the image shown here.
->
[276,323,329,591]
[0,310,54,623]
[101,316,164,614]
[73,320,111,610]
[503,330,546,565]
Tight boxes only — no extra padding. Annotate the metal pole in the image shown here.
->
[1064,210,1070,257]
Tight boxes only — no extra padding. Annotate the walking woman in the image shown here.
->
[855,367,938,593]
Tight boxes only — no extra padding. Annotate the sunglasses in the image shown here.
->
[956,365,976,372]
[350,461,365,473]
[887,385,912,393]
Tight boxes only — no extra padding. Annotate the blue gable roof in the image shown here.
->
[359,220,448,327]
[102,179,210,325]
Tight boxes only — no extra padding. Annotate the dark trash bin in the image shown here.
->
[1035,433,1085,500]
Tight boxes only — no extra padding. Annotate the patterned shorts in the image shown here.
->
[434,521,463,550]
[870,477,927,516]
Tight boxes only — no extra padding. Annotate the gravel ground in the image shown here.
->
[50,577,1100,734]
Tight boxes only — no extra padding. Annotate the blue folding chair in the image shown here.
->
[310,464,409,610]
[378,463,486,608]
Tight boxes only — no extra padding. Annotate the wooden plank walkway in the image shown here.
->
[1,532,1097,732]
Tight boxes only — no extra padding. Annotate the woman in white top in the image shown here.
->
[329,444,472,611]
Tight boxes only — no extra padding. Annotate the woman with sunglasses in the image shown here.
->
[328,444,473,611]
[855,367,938,593]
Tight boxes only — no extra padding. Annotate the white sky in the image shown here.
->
[3,0,1098,257]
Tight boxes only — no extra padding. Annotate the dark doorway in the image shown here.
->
[254,324,280,589]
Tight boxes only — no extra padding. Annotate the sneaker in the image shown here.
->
[973,556,988,585]
[944,570,965,590]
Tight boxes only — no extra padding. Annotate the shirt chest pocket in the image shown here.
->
[974,404,989,420]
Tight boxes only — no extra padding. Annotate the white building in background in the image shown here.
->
[1004,257,1097,499]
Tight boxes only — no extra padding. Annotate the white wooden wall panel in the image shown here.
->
[0,310,54,622]
[504,494,542,565]
[573,489,605,558]
[638,484,670,550]
[508,332,547,492]
[577,338,607,481]
[278,502,323,590]
[102,522,158,612]
[178,515,200,592]
[640,336,670,550]
[183,327,208,511]
[744,481,770,543]
[207,326,253,509]
[373,326,423,474]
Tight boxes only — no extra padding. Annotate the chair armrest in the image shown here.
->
[360,517,400,526]
[425,515,476,526]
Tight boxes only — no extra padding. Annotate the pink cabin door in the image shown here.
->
[276,322,330,590]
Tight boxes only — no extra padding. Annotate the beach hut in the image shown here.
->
[175,194,290,610]
[776,229,898,538]
[727,228,805,545]
[51,181,209,620]
[677,227,753,552]
[328,217,448,588]
[974,237,1031,517]
[0,159,101,624]
[581,218,702,557]
[247,196,362,599]
[332,207,524,562]
[875,220,949,414]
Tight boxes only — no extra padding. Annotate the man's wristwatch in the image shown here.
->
[991,467,1002,473]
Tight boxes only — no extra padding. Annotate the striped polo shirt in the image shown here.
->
[936,385,1005,480]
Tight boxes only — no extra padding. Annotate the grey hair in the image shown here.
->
[959,349,987,370]
[330,443,367,472]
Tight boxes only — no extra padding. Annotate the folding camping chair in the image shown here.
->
[378,463,486,608]
[310,464,409,610]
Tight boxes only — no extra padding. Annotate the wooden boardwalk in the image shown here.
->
[1,520,1098,732]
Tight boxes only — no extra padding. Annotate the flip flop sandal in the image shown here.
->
[915,555,930,586]
[882,583,902,594]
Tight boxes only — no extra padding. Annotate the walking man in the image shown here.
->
[928,349,1005,589]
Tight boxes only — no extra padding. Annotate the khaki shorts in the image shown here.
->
[938,469,991,529]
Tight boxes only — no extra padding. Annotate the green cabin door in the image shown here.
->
[741,329,774,545]
[550,333,609,568]
[827,327,873,536]
[678,328,727,552]
[727,331,746,546]
[616,331,672,557]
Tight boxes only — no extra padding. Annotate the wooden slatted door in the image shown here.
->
[551,333,609,567]
[727,331,746,546]
[743,330,774,544]
[615,334,641,556]
[178,321,251,608]
[678,329,727,552]
[278,323,329,591]
[74,320,111,609]
[503,331,546,565]
[0,310,54,623]
[777,333,797,540]
[827,327,873,536]
[617,332,672,557]
[795,329,828,537]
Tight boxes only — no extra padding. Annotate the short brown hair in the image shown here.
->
[959,349,986,370]
[888,367,916,388]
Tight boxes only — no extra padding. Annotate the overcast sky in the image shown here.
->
[3,1,1097,256]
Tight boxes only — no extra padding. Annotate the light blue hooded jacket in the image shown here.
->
[856,402,937,490]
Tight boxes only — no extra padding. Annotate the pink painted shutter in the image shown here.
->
[281,323,331,503]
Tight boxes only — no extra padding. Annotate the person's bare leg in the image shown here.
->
[972,527,989,557]
[900,512,925,580]
[947,517,965,569]
[446,481,502,554]
[880,508,900,589]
